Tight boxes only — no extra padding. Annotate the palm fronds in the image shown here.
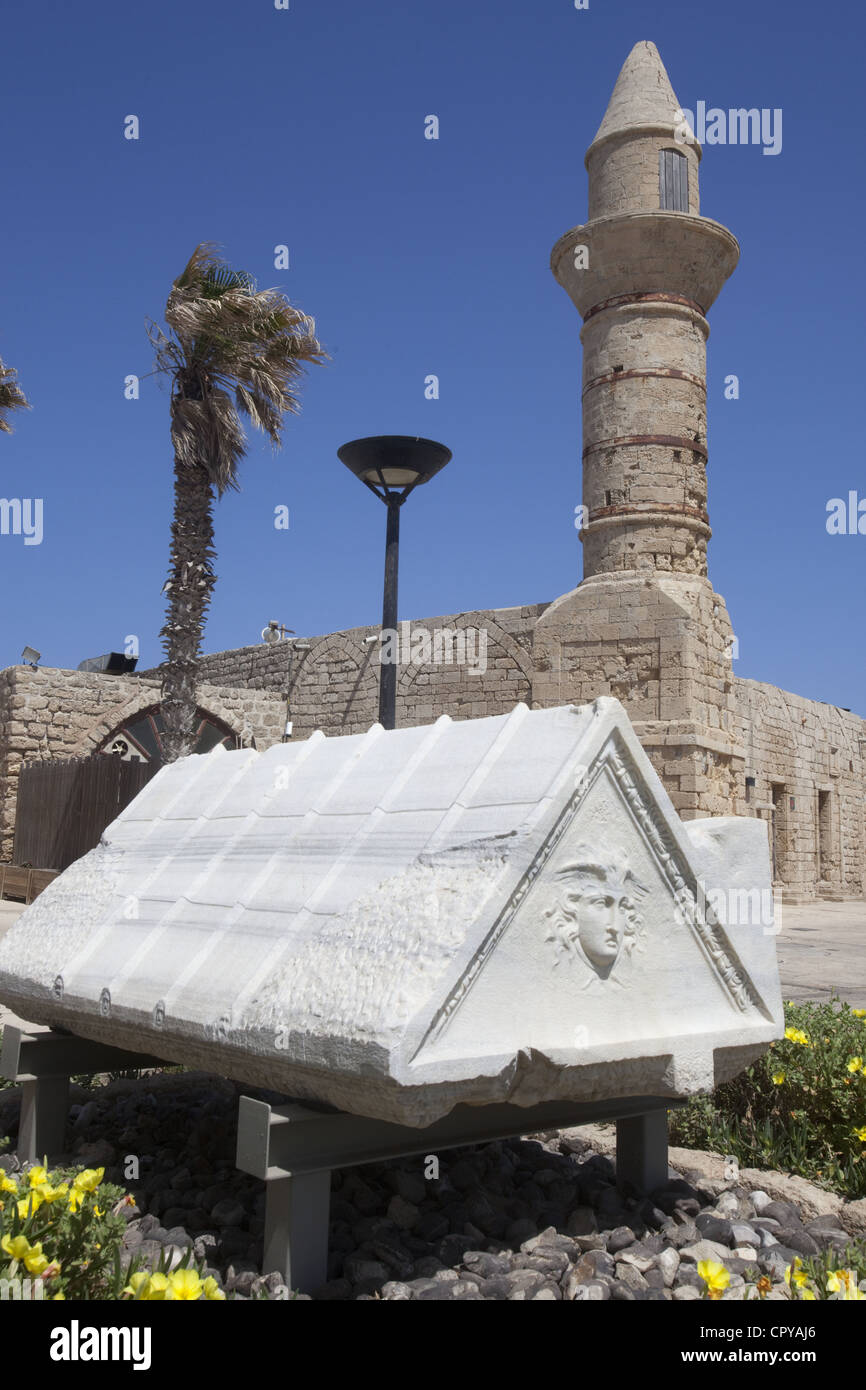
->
[154,243,327,759]
[149,241,327,495]
[0,357,31,433]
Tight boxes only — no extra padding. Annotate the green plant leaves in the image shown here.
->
[670,997,866,1198]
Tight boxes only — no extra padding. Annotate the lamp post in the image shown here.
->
[338,435,451,730]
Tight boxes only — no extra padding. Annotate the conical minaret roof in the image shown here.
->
[587,40,695,158]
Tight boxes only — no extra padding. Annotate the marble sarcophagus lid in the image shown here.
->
[0,700,783,1127]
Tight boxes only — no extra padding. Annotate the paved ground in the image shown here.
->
[775,900,866,1009]
[0,898,864,1035]
[0,902,51,1034]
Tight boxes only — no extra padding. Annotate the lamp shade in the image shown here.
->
[338,435,451,490]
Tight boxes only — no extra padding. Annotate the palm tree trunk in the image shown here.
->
[160,447,217,762]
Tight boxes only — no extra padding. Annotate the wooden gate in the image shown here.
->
[13,756,158,873]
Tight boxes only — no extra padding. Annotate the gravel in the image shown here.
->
[1,1072,864,1302]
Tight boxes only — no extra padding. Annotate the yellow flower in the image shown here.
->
[828,1273,856,1295]
[784,1258,809,1289]
[0,1174,17,1195]
[800,1288,816,1300]
[853,1126,866,1143]
[1,1235,56,1277]
[827,1269,863,1299]
[784,1027,810,1046]
[122,1272,150,1299]
[1,1233,34,1262]
[141,1272,170,1301]
[52,1292,65,1300]
[28,1165,49,1189]
[852,1009,866,1018]
[847,1057,863,1074]
[755,1275,772,1298]
[772,1071,786,1085]
[17,1192,43,1219]
[166,1268,204,1300]
[35,1182,69,1205]
[698,1260,730,1300]
[202,1276,225,1301]
[66,1187,84,1213]
[72,1167,104,1194]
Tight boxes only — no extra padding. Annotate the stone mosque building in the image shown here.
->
[0,42,863,902]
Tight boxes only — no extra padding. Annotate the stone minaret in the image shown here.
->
[534,41,745,820]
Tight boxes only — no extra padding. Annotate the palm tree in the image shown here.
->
[0,357,30,432]
[148,242,327,761]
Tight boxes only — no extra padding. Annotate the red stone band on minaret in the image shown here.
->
[583,290,706,322]
[587,502,710,524]
[582,367,706,396]
[582,433,709,461]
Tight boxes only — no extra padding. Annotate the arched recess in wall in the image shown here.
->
[73,700,241,763]
[395,615,533,716]
[289,635,379,736]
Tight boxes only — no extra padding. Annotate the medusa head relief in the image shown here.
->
[544,846,649,984]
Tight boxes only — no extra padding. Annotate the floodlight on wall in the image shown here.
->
[21,647,40,667]
[77,653,138,675]
[262,621,294,645]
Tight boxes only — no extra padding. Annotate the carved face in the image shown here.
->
[568,888,629,971]
[545,848,648,979]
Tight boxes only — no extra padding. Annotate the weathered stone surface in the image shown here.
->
[839,1199,866,1237]
[0,700,782,1127]
[667,1151,846,1223]
[656,1247,680,1286]
[608,1226,637,1253]
[679,1239,732,1264]
[729,1222,761,1247]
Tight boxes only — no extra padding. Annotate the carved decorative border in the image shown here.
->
[607,739,757,1013]
[415,732,760,1055]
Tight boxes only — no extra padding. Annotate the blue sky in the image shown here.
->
[1,0,863,713]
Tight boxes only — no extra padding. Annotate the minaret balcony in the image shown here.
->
[551,211,739,321]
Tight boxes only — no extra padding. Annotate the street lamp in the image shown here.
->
[338,435,451,730]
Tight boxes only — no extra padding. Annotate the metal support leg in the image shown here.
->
[238,1093,683,1292]
[17,1075,70,1164]
[263,1169,331,1294]
[615,1108,669,1194]
[1,1026,166,1166]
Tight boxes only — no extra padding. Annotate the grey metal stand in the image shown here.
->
[615,1108,670,1193]
[236,1093,678,1294]
[2,1028,677,1295]
[0,1026,164,1163]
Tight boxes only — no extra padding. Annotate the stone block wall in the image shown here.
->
[2,608,864,901]
[732,678,865,901]
[0,666,283,862]
[170,602,865,901]
[162,604,548,740]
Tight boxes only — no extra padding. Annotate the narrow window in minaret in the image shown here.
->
[659,149,688,211]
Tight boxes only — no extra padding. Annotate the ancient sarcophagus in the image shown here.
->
[0,700,783,1127]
